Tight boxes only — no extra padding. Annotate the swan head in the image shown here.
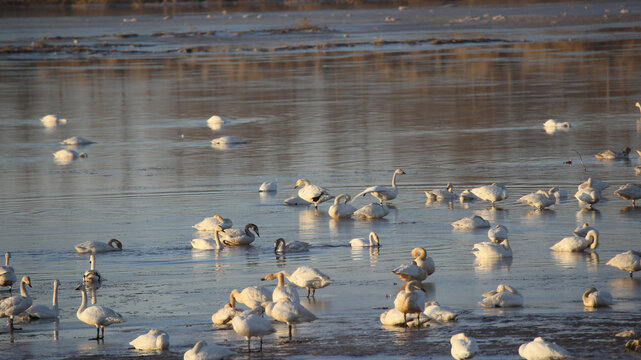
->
[394,169,406,176]
[622,147,632,155]
[586,229,598,249]
[405,280,423,292]
[261,272,277,282]
[21,276,31,288]
[446,183,453,191]
[411,247,427,260]
[213,214,224,222]
[369,232,380,246]
[108,238,123,250]
[245,223,260,237]
[4,252,10,264]
[582,287,598,300]
[273,238,285,252]
[294,179,310,188]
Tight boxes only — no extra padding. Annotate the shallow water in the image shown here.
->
[1,1,641,359]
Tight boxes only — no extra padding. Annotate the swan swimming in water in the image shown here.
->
[582,287,613,308]
[423,301,458,322]
[480,284,523,308]
[60,136,95,145]
[328,194,357,219]
[0,276,32,331]
[473,239,512,258]
[606,250,641,277]
[550,229,598,252]
[206,115,229,131]
[0,252,17,293]
[594,147,631,160]
[353,203,389,219]
[261,271,300,303]
[191,226,225,250]
[543,119,570,129]
[53,149,87,164]
[25,279,59,320]
[470,183,508,207]
[393,280,426,326]
[488,224,508,243]
[40,114,68,128]
[350,231,380,247]
[210,136,248,147]
[518,337,569,360]
[352,168,406,204]
[230,286,271,309]
[450,332,478,360]
[264,299,316,340]
[212,291,243,326]
[258,181,277,192]
[614,183,641,206]
[184,340,235,360]
[451,215,490,229]
[219,223,260,246]
[283,266,332,297]
[425,183,458,202]
[129,329,169,350]
[75,238,122,253]
[518,189,556,210]
[75,284,124,340]
[273,238,310,253]
[231,307,276,353]
[192,214,232,231]
[294,179,333,209]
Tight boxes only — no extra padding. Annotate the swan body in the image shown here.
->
[294,179,333,209]
[184,340,235,360]
[488,224,508,243]
[353,203,389,219]
[264,300,316,339]
[379,308,428,327]
[207,115,228,131]
[459,189,479,202]
[283,196,311,206]
[129,329,169,350]
[76,284,124,339]
[549,187,567,200]
[451,215,490,229]
[25,279,59,320]
[550,230,598,252]
[0,252,17,292]
[412,247,435,275]
[578,178,609,191]
[273,238,310,253]
[258,181,277,192]
[60,136,95,145]
[193,214,232,231]
[53,149,87,162]
[573,223,597,237]
[328,194,357,219]
[425,183,458,201]
[606,250,641,277]
[75,239,122,253]
[41,114,68,127]
[543,119,570,128]
[392,261,427,282]
[83,254,102,285]
[470,183,508,206]
[393,280,426,326]
[450,332,478,360]
[191,226,225,250]
[473,239,512,258]
[0,276,32,330]
[519,189,556,210]
[230,286,271,309]
[219,223,259,246]
[614,183,641,206]
[480,284,523,308]
[231,307,276,353]
[582,287,613,308]
[594,147,631,160]
[261,272,300,303]
[352,168,406,204]
[212,291,242,326]
[210,136,248,145]
[518,337,569,360]
[350,231,380,247]
[423,301,458,321]
[283,266,332,297]
[575,180,601,208]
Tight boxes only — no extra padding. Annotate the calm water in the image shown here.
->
[1,1,641,359]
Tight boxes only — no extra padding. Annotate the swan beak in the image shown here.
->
[260,277,267,281]
[75,284,83,291]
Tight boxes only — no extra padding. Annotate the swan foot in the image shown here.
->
[288,324,292,340]
[247,338,251,353]
[259,337,263,352]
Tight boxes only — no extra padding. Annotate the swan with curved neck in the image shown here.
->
[212,291,242,326]
[191,225,225,250]
[219,223,260,246]
[393,280,426,326]
[129,329,170,351]
[229,286,271,309]
[294,179,333,209]
[412,247,435,275]
[273,238,310,253]
[261,272,300,303]
[328,194,357,219]
[425,183,457,201]
[0,252,17,293]
[582,287,613,308]
[0,275,32,331]
[352,168,406,204]
[74,238,122,254]
[350,232,380,247]
[25,279,59,319]
[75,284,124,340]
[473,239,513,258]
[550,229,598,252]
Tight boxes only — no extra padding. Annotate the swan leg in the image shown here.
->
[312,288,316,297]
[259,337,263,352]
[89,327,100,340]
[288,324,292,340]
[101,326,104,339]
[247,338,251,353]
[403,313,407,326]
[9,317,21,331]
[306,288,311,298]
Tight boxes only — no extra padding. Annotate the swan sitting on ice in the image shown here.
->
[0,252,17,293]
[518,189,556,210]
[263,299,317,339]
[75,239,122,253]
[473,239,512,258]
[582,287,613,308]
[450,332,478,360]
[60,136,95,145]
[480,284,523,308]
[470,183,508,207]
[606,250,641,277]
[261,272,300,303]
[41,114,68,128]
[423,301,458,322]
[231,307,276,353]
[614,183,641,206]
[129,329,169,350]
[219,223,260,246]
[283,266,332,298]
[488,224,508,243]
[353,203,389,219]
[75,284,124,340]
[550,229,598,252]
[451,215,490,230]
[350,231,380,247]
[0,276,32,330]
[352,168,406,204]
[193,214,232,231]
[518,337,569,360]
[294,179,333,209]
[594,147,631,160]
[328,194,357,219]
[393,280,426,326]
[425,183,458,202]
[258,181,277,192]
[184,340,235,360]
[212,292,243,326]
[191,226,225,250]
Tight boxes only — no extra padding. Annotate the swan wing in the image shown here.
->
[519,337,569,359]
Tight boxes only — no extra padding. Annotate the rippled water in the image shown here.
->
[1,1,641,359]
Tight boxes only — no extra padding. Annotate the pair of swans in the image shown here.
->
[606,250,641,277]
[392,247,435,282]
[614,183,641,206]
[184,340,235,359]
[328,194,357,219]
[519,188,557,210]
[575,178,602,208]
[75,239,122,254]
[0,276,32,331]
[76,284,124,340]
[0,252,17,293]
[450,333,478,360]
[294,179,333,209]
[550,229,598,252]
[519,337,569,360]
[470,183,508,207]
[352,168,405,205]
[192,224,260,249]
[192,214,232,231]
[451,215,490,230]
[480,284,523,308]
[25,279,59,320]
[473,239,512,258]
[231,307,276,353]
[130,329,169,351]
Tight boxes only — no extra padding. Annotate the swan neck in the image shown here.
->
[77,288,87,315]
[214,228,223,249]
[391,172,399,188]
[52,281,59,307]
[587,230,598,249]
[275,238,284,252]
[90,255,96,270]
[276,272,285,287]
[4,252,9,266]
[20,279,29,298]
[229,291,236,307]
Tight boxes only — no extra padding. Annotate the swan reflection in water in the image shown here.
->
[473,256,513,274]
[350,246,380,266]
[576,207,602,223]
[551,251,599,271]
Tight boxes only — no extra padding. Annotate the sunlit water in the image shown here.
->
[1,1,641,359]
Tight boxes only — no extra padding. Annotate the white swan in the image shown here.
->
[423,301,458,321]
[192,214,232,231]
[488,224,508,243]
[212,291,243,326]
[328,194,357,219]
[258,181,277,192]
[191,226,225,250]
[261,272,300,303]
[606,250,641,277]
[0,252,17,293]
[450,332,478,360]
[210,136,248,147]
[573,223,598,237]
[75,284,124,340]
[25,279,59,320]
[582,287,613,308]
[550,229,598,252]
[83,255,102,285]
[473,239,512,258]
[41,114,68,128]
[393,280,426,326]
[184,340,235,360]
[350,231,380,247]
[230,286,271,309]
[379,308,428,327]
[594,147,631,160]
[518,337,569,360]
[412,247,435,275]
[53,149,87,164]
[459,189,479,202]
[614,183,641,206]
[353,203,389,219]
[637,102,641,114]
[575,179,601,208]
[273,238,310,253]
[470,183,508,207]
[392,261,427,282]
[0,276,32,330]
[480,284,523,308]
[549,187,568,200]
[219,223,259,246]
[424,183,458,201]
[207,115,229,131]
[283,195,311,206]
[294,179,333,209]
[543,119,570,128]
[451,215,490,230]
[352,168,406,204]
[519,189,556,210]
[74,239,122,253]
[129,329,169,350]
[231,307,276,353]
[578,178,609,191]
[60,136,95,145]
[264,299,316,339]
[283,266,332,297]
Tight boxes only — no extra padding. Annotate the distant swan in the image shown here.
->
[184,340,235,360]
[393,280,426,326]
[518,337,569,360]
[41,114,68,128]
[261,272,300,303]
[0,252,17,293]
[129,329,169,350]
[614,183,641,206]
[450,332,478,360]
[206,115,229,131]
[549,187,568,200]
[328,194,357,219]
[425,183,458,201]
[480,284,523,308]
[283,196,311,206]
[473,239,512,258]
[575,179,602,208]
[210,136,248,146]
[423,301,458,322]
[258,181,277,192]
[543,119,570,128]
[294,179,333,209]
[594,147,631,160]
[60,136,95,145]
[582,287,613,308]
[606,250,641,277]
[470,183,508,207]
[219,223,260,246]
[231,307,276,353]
[53,149,87,163]
[0,276,32,330]
[550,229,598,252]
[212,291,242,326]
[459,189,479,202]
[191,225,225,250]
[283,266,332,297]
[451,215,490,229]
[75,284,124,340]
[273,238,310,253]
[518,189,556,210]
[230,286,271,309]
[350,231,380,247]
[193,214,232,231]
[352,168,406,204]
[83,254,102,285]
[488,224,508,243]
[264,299,316,339]
[578,177,609,191]
[25,279,59,320]
[353,203,389,219]
[75,239,122,254]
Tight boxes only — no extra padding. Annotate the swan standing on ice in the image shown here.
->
[328,194,357,219]
[573,223,597,237]
[594,147,631,160]
[350,231,380,247]
[425,183,458,201]
[229,287,271,309]
[74,239,122,253]
[258,181,277,192]
[191,225,225,250]
[470,183,508,207]
[614,183,641,206]
[273,238,310,253]
[283,196,311,206]
[480,284,523,308]
[473,239,512,258]
[184,340,235,360]
[264,299,316,340]
[450,332,478,360]
[294,179,333,209]
[0,276,32,331]
[379,308,428,327]
[352,168,406,204]
[75,284,124,340]
[261,272,300,303]
[25,279,59,320]
[60,136,95,145]
[582,287,613,308]
[451,215,490,229]
[283,266,332,298]
[519,189,556,210]
[83,255,102,285]
[40,114,68,128]
[219,223,259,246]
[550,229,598,252]
[129,329,169,350]
[353,203,389,219]
[193,214,232,231]
[606,250,641,277]
[0,252,17,293]
[518,337,569,360]
[488,224,508,243]
[575,179,601,209]
[231,307,276,353]
[423,301,458,321]
[212,292,243,326]
[393,280,426,326]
